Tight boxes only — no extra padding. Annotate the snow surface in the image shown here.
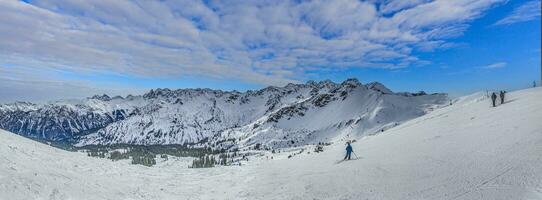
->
[1,87,541,200]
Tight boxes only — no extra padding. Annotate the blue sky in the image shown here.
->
[0,0,540,102]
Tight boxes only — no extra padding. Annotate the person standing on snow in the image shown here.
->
[491,92,497,107]
[344,142,353,160]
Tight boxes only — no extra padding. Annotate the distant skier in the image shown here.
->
[344,142,353,160]
[491,92,497,107]
[500,91,505,104]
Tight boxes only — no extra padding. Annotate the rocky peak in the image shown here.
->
[318,79,335,86]
[306,80,318,86]
[367,82,393,94]
[111,95,124,100]
[341,78,362,88]
[90,94,112,101]
[397,91,429,97]
[143,88,172,99]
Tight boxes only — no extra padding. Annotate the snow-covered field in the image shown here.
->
[1,87,541,200]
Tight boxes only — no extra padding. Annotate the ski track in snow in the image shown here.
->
[1,87,541,200]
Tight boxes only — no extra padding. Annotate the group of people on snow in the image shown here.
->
[342,88,516,161]
[490,91,506,107]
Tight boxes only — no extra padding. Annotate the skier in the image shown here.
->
[491,92,497,107]
[500,91,505,104]
[344,142,353,160]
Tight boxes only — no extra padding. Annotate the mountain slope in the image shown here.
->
[1,87,540,200]
[0,79,448,148]
[214,82,447,149]
[246,87,542,199]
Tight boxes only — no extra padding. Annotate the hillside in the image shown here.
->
[1,87,540,200]
[0,79,448,149]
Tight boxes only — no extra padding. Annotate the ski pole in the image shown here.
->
[353,151,359,159]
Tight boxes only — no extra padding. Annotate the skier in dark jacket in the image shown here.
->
[344,142,353,160]
[491,92,497,107]
[500,91,505,104]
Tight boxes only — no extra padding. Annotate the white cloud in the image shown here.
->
[0,0,506,100]
[495,0,541,25]
[482,62,507,69]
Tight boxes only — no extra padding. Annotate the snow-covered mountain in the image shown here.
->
[1,87,540,200]
[0,79,448,148]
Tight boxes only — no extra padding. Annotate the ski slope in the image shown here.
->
[1,87,541,200]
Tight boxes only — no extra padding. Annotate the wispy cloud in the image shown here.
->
[482,62,507,69]
[494,0,541,25]
[0,0,508,101]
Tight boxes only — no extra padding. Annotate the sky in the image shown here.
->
[0,0,540,103]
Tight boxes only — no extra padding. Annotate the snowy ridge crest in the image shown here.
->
[0,79,448,149]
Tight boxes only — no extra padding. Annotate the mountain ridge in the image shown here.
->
[0,78,448,149]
